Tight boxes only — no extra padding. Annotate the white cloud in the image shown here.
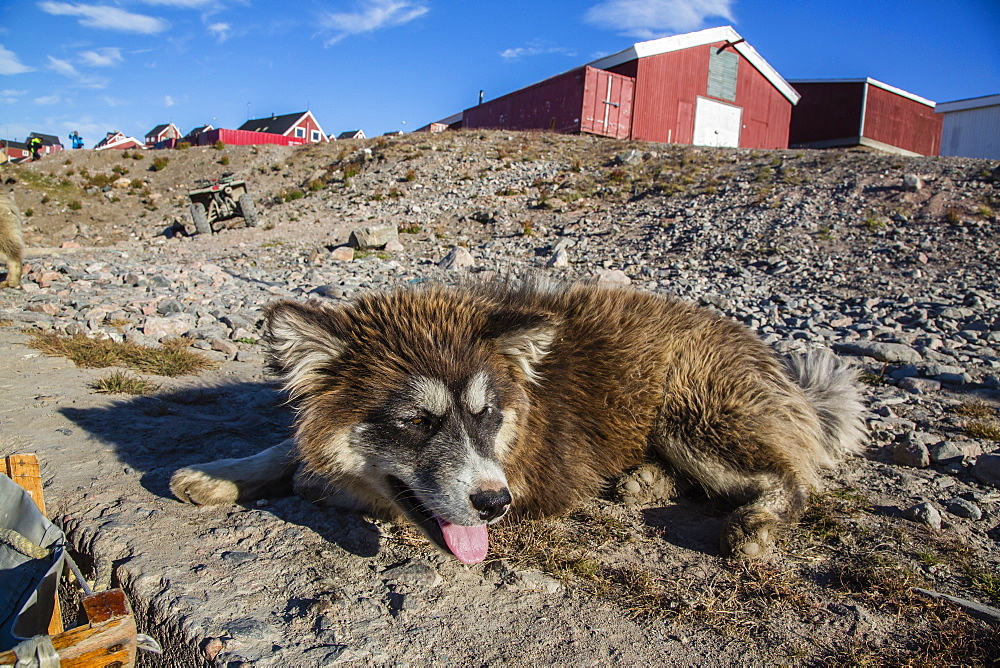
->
[500,44,577,62]
[34,95,62,105]
[139,0,215,6]
[47,55,80,77]
[208,22,230,42]
[584,0,735,38]
[38,2,169,34]
[320,0,428,45]
[103,96,128,107]
[79,47,123,67]
[0,44,34,74]
[164,95,175,107]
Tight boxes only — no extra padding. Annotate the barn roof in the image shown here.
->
[27,132,62,146]
[238,112,308,135]
[146,124,171,137]
[936,93,1000,114]
[588,25,800,105]
[789,78,935,107]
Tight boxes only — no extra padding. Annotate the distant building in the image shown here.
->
[453,26,799,149]
[94,131,143,151]
[335,130,366,140]
[788,78,941,156]
[180,125,213,145]
[27,132,64,156]
[238,111,328,144]
[144,123,182,148]
[0,140,30,162]
[415,113,461,133]
[936,94,1000,160]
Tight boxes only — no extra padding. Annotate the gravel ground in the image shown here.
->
[1,131,999,666]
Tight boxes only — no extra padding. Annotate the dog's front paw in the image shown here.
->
[720,507,779,559]
[614,463,678,507]
[170,467,241,505]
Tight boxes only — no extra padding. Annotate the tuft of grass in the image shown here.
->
[863,215,885,231]
[219,156,230,166]
[213,140,225,150]
[962,420,1000,441]
[954,400,997,419]
[978,205,994,218]
[28,332,214,377]
[149,156,169,171]
[67,200,82,211]
[398,223,421,234]
[91,370,159,395]
[277,189,305,202]
[175,142,191,150]
[403,168,417,182]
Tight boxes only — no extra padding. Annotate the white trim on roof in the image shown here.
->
[588,26,800,105]
[935,94,1000,114]
[788,78,935,108]
[293,111,329,142]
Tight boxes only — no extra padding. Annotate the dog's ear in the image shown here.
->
[264,300,350,399]
[484,309,560,384]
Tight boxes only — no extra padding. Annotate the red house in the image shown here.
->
[27,132,64,156]
[237,111,328,144]
[788,78,941,156]
[94,131,143,151]
[144,123,181,148]
[459,26,800,149]
[1,140,30,163]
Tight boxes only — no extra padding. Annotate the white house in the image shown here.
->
[936,94,1000,160]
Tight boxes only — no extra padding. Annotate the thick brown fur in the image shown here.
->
[171,279,866,559]
[0,191,23,288]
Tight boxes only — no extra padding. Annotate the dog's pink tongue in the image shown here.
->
[436,518,488,564]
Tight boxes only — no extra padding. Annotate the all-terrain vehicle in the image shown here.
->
[186,175,258,234]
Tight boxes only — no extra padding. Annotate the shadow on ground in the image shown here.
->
[59,380,381,558]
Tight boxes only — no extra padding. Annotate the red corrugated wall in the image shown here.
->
[198,128,303,147]
[864,85,941,156]
[788,82,866,146]
[607,43,793,149]
[463,68,586,133]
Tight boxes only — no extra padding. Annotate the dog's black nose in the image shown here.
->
[470,488,512,522]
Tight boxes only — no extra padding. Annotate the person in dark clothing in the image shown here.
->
[28,137,43,160]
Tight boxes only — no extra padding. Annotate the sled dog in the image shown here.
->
[171,280,865,563]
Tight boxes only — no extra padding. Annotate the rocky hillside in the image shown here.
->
[1,131,999,666]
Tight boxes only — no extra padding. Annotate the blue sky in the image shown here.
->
[1,0,998,147]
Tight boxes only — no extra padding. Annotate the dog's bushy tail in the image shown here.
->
[785,350,867,463]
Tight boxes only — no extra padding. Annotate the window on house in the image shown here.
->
[295,127,305,138]
[707,47,739,102]
[311,130,320,142]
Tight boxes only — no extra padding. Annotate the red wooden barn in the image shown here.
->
[788,78,941,156]
[459,26,800,149]
[144,123,181,148]
[237,111,329,144]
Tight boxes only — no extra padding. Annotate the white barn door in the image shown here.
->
[693,97,742,148]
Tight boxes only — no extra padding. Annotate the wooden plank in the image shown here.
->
[4,453,47,515]
[3,454,63,635]
[0,590,137,668]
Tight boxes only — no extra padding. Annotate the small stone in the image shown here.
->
[594,268,631,286]
[945,497,982,520]
[928,441,964,464]
[614,149,644,166]
[210,338,239,356]
[833,341,922,364]
[348,223,398,249]
[902,174,922,192]
[437,246,475,270]
[546,248,569,268]
[972,452,1000,489]
[330,246,354,262]
[898,377,941,394]
[893,438,930,468]
[902,502,942,529]
[515,570,562,594]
